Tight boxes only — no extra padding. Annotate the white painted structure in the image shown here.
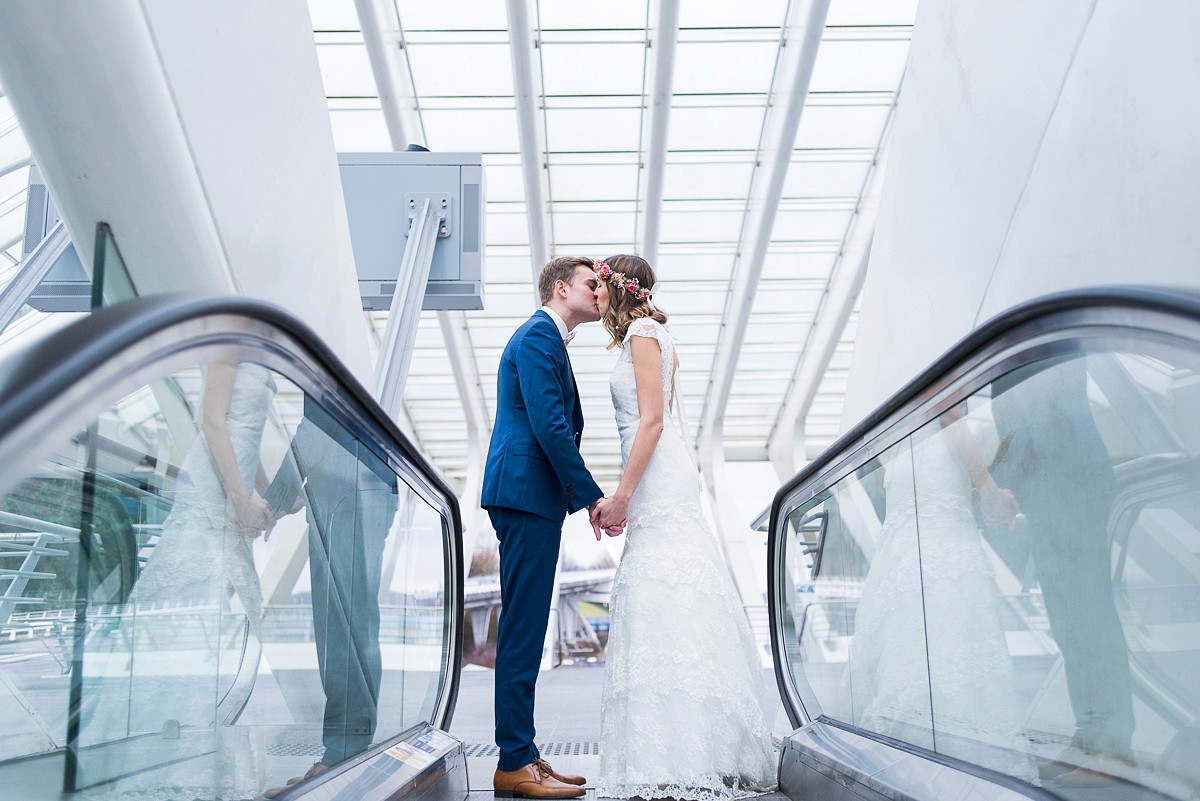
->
[0,1,371,381]
[844,0,1200,428]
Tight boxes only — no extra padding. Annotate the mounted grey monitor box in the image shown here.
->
[21,166,91,312]
[339,152,485,311]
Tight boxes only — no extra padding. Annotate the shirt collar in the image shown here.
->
[540,306,570,341]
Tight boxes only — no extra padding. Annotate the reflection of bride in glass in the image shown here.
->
[84,361,277,739]
[847,404,1032,778]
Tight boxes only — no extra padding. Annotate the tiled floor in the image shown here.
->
[449,663,792,795]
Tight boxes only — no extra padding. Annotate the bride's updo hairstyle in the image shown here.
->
[598,254,668,349]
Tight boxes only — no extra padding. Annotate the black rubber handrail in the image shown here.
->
[0,292,464,728]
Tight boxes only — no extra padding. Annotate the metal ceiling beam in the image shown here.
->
[353,0,424,148]
[636,0,679,267]
[0,155,30,181]
[356,0,491,536]
[767,102,897,480]
[506,0,551,294]
[697,0,831,455]
[694,0,830,604]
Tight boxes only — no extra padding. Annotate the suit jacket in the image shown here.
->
[481,310,603,521]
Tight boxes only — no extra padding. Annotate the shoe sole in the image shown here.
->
[494,791,585,799]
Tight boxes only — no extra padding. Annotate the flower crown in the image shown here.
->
[594,260,652,302]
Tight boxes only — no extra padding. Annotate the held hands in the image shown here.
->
[972,480,1021,532]
[231,492,276,540]
[589,496,628,541]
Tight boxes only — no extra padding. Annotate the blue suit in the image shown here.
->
[481,310,603,771]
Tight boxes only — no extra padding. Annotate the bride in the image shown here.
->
[591,256,777,801]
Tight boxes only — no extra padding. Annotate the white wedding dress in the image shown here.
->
[847,426,1033,781]
[598,319,777,801]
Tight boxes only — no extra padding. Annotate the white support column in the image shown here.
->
[0,156,30,181]
[0,1,374,380]
[0,221,69,334]
[767,102,897,479]
[438,311,491,541]
[352,0,425,149]
[505,0,552,292]
[375,197,444,421]
[635,0,680,266]
[695,0,831,603]
[355,0,491,534]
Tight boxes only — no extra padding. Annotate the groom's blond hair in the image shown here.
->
[538,256,595,304]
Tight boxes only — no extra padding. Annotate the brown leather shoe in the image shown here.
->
[535,758,585,786]
[494,762,585,798]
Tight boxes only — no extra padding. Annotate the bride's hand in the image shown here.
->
[599,495,628,533]
[231,493,273,539]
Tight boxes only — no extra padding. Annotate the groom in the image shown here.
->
[482,256,615,798]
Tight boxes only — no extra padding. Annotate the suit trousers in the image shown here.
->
[291,419,396,766]
[489,506,563,771]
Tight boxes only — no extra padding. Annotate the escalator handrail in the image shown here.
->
[0,292,464,729]
[769,284,1200,518]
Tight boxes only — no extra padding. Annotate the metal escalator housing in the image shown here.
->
[769,286,1200,801]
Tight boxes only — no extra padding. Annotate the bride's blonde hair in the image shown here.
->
[599,255,668,349]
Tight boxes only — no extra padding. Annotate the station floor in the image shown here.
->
[449,663,793,799]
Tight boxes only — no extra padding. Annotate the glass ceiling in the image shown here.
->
[0,0,917,491]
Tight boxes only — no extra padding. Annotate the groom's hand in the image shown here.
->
[588,498,605,541]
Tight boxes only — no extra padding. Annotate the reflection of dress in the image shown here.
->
[134,363,275,629]
[848,428,1031,777]
[598,319,776,801]
[84,364,275,734]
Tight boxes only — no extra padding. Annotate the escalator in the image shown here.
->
[0,295,465,800]
[769,287,1200,801]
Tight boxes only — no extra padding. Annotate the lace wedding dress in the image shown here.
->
[847,425,1034,781]
[598,319,776,801]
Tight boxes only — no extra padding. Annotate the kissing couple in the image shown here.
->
[481,256,777,801]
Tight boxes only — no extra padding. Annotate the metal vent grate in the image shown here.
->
[463,742,600,758]
[266,742,326,757]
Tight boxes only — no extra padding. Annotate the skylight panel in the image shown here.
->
[406,43,515,96]
[315,43,378,96]
[668,106,765,151]
[771,208,855,241]
[672,41,779,95]
[551,211,636,248]
[658,209,743,243]
[781,159,871,198]
[795,105,892,149]
[328,109,391,150]
[540,42,646,96]
[537,0,649,31]
[545,107,641,152]
[547,164,639,201]
[808,39,911,92]
[662,161,754,201]
[397,0,509,31]
[678,1,786,29]
[421,108,520,152]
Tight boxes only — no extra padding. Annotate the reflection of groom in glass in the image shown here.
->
[990,357,1134,786]
[263,397,397,798]
[482,257,610,799]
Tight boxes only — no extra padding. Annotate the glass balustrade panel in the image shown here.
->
[0,356,453,799]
